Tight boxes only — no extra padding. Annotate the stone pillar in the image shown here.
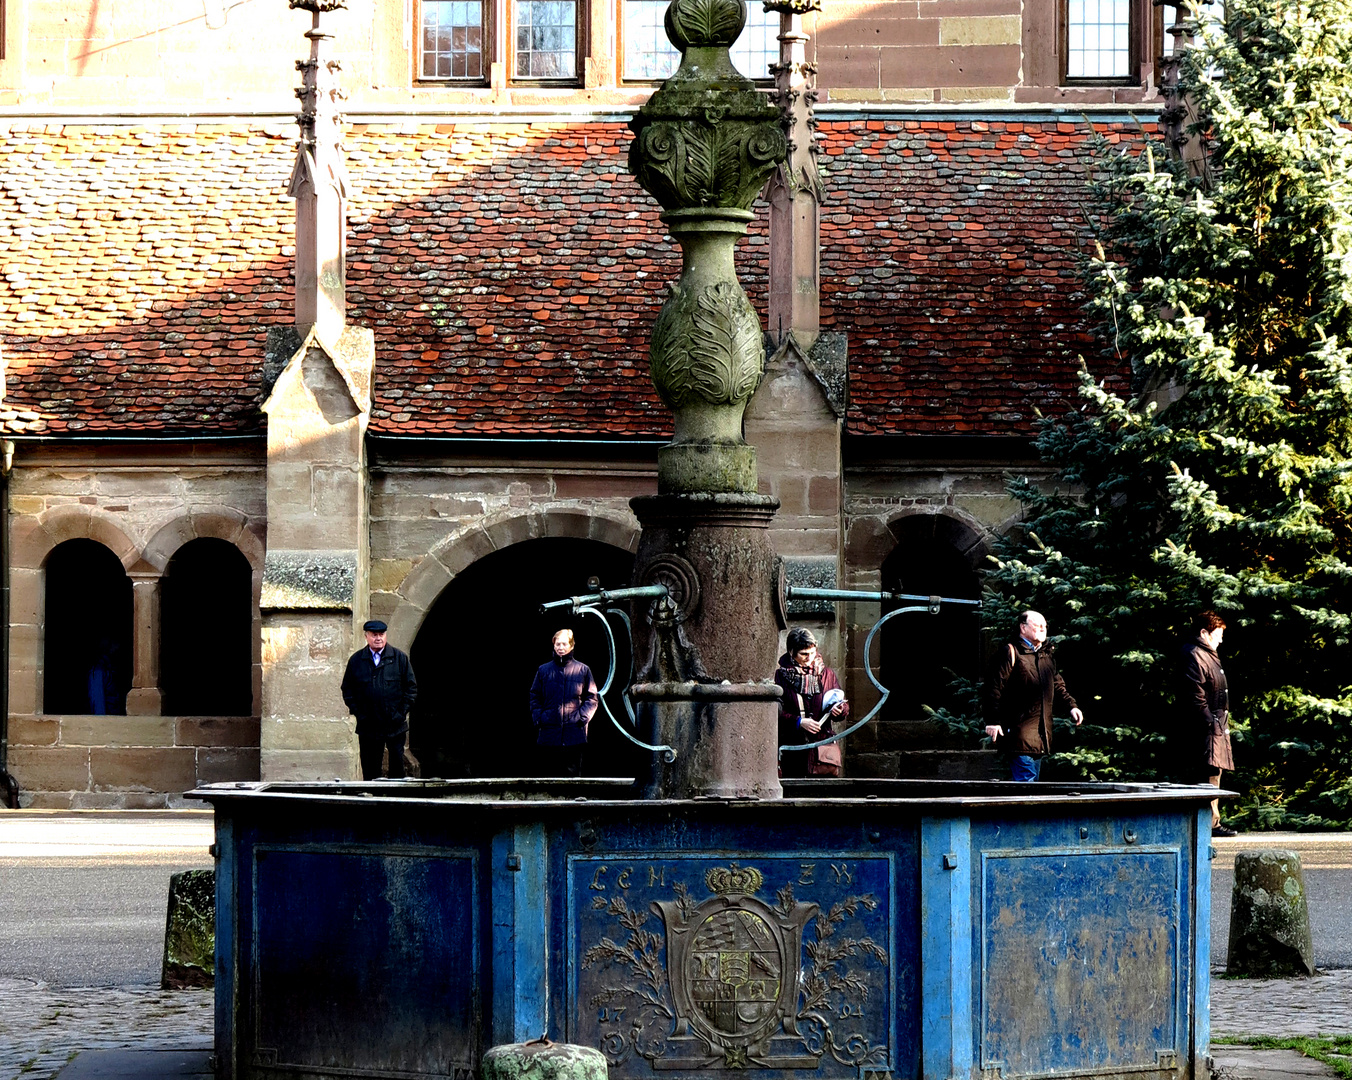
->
[259,328,373,781]
[124,574,162,716]
[289,0,350,349]
[749,0,848,666]
[259,0,373,782]
[1160,2,1210,182]
[764,0,822,348]
[627,0,790,799]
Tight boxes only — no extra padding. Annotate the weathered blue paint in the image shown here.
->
[212,812,235,1075]
[971,810,1196,1078]
[194,780,1217,1080]
[918,816,972,1080]
[514,823,549,1042]
[1192,807,1213,1076]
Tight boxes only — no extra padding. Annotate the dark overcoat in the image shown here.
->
[529,654,599,747]
[985,640,1078,757]
[341,645,418,737]
[1179,637,1234,774]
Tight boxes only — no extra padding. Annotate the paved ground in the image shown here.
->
[4,972,1351,1080]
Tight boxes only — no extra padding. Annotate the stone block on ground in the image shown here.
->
[1227,849,1315,977]
[482,1039,608,1080]
[162,869,215,989]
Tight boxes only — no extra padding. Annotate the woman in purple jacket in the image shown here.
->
[528,628,599,777]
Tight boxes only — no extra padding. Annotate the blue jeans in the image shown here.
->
[1011,754,1042,782]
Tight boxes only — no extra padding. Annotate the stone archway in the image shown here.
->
[139,508,266,717]
[8,506,140,716]
[384,507,641,648]
[393,508,641,780]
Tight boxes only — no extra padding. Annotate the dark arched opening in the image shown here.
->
[44,538,133,714]
[409,537,636,779]
[161,538,254,716]
[879,516,984,727]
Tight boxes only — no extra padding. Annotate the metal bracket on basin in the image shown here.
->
[538,584,678,763]
[777,587,981,758]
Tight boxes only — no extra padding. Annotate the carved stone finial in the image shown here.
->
[288,0,350,345]
[628,0,788,494]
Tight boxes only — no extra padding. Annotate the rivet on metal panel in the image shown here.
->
[867,829,881,843]
[506,854,523,871]
[942,853,959,870]
[1079,827,1088,841]
[1123,827,1138,844]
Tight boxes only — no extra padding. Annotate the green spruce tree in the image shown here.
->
[978,0,1352,825]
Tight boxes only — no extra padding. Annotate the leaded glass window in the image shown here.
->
[515,0,578,79]
[421,0,486,80]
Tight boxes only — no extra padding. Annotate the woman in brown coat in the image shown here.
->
[1178,610,1235,836]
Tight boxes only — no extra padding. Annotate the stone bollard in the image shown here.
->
[482,1039,607,1080]
[1227,850,1316,977]
[161,868,216,989]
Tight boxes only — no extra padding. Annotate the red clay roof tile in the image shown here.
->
[0,118,1136,438]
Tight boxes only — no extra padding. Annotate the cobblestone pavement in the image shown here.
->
[4,970,1351,1080]
[1211,968,1352,1039]
[0,979,211,1080]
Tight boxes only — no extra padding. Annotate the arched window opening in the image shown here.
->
[161,538,254,716]
[410,536,636,780]
[879,517,984,727]
[44,538,133,715]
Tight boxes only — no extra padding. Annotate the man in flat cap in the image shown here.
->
[341,619,418,780]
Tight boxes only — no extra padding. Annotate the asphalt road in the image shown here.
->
[0,812,214,987]
[1,813,1349,986]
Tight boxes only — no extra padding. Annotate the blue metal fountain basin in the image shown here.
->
[192,778,1216,1080]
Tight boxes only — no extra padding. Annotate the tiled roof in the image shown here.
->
[0,117,1137,438]
[821,120,1133,435]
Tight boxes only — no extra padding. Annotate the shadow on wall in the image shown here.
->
[408,536,639,780]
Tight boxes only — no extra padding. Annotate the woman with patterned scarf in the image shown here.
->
[774,627,849,778]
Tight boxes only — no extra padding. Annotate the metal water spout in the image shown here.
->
[624,0,790,800]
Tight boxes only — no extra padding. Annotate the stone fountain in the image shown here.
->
[190,2,1223,1078]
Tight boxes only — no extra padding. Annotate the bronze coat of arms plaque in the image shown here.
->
[570,855,895,1076]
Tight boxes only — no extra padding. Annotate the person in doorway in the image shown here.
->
[775,627,849,779]
[1178,609,1235,836]
[984,610,1083,781]
[528,628,599,777]
[341,619,418,780]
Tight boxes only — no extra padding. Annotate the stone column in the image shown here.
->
[627,0,790,799]
[258,0,374,782]
[1160,2,1210,182]
[124,574,161,716]
[764,0,822,348]
[748,0,848,666]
